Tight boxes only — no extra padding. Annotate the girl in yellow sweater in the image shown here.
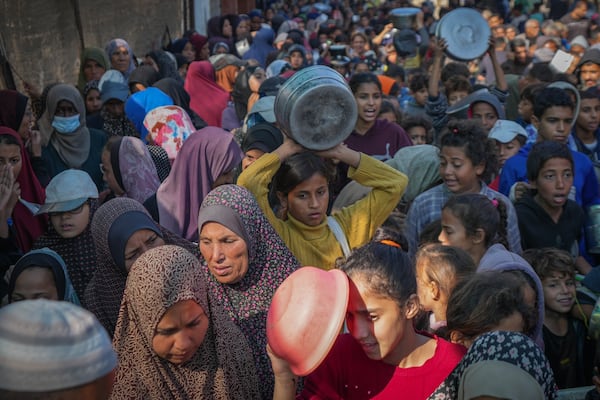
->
[237,137,407,269]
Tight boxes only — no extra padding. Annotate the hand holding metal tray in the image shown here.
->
[435,8,491,62]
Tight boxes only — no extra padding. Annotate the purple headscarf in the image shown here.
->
[156,127,243,242]
[104,38,136,79]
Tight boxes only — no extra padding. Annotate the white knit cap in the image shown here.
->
[0,299,117,392]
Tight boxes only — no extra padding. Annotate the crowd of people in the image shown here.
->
[2,0,600,398]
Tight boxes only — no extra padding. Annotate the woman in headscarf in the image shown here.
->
[428,331,558,399]
[243,25,276,68]
[77,47,109,93]
[144,50,182,83]
[148,127,242,242]
[0,89,34,142]
[90,70,138,139]
[100,136,161,204]
[197,184,300,399]
[184,61,229,128]
[210,53,246,94]
[189,33,210,61]
[228,64,266,128]
[124,87,173,141]
[110,245,262,399]
[37,84,107,191]
[85,197,199,336]
[143,105,196,163]
[207,15,235,54]
[8,247,79,304]
[0,127,46,253]
[105,38,136,80]
[128,65,160,93]
[153,77,207,129]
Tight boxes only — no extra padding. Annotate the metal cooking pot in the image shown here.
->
[389,7,420,30]
[274,65,357,151]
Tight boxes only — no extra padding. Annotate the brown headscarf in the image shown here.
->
[85,197,199,337]
[111,245,261,400]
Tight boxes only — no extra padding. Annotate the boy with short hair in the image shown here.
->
[516,141,591,273]
[525,247,595,388]
[571,88,600,182]
[499,86,599,212]
[488,119,528,190]
[404,73,428,118]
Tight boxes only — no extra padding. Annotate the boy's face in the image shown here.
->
[518,98,534,123]
[495,138,522,167]
[532,106,574,144]
[413,88,428,106]
[576,98,600,133]
[471,102,498,132]
[290,52,304,69]
[448,90,468,107]
[542,271,576,315]
[531,157,573,213]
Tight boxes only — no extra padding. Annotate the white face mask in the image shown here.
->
[52,114,81,134]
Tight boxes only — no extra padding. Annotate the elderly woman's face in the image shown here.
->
[111,45,131,73]
[199,222,249,285]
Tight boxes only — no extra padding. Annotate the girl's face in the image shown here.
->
[0,143,22,180]
[152,299,209,365]
[278,173,329,226]
[236,20,250,38]
[407,126,427,145]
[199,222,249,284]
[101,150,124,196]
[495,138,521,167]
[111,46,131,73]
[471,102,498,132]
[49,202,90,239]
[355,82,382,125]
[289,52,304,69]
[351,35,367,55]
[438,208,476,254]
[85,89,102,114]
[182,42,196,62]
[346,273,416,365]
[518,98,533,123]
[10,267,59,302]
[439,146,484,194]
[17,102,33,141]
[378,111,397,124]
[199,42,210,61]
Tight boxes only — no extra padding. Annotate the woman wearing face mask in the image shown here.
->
[38,84,107,190]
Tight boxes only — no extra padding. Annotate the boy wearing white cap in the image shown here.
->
[0,299,117,399]
[488,120,528,191]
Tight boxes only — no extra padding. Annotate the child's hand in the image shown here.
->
[434,38,447,59]
[267,344,296,379]
[274,135,304,161]
[514,181,531,201]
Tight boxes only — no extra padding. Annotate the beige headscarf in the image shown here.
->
[38,84,91,168]
[111,245,261,400]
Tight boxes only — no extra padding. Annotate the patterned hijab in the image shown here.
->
[85,197,199,337]
[156,127,243,242]
[428,331,558,400]
[38,84,91,167]
[8,247,80,305]
[112,136,161,204]
[143,105,196,161]
[0,127,47,252]
[33,199,99,301]
[197,184,300,399]
[111,245,261,400]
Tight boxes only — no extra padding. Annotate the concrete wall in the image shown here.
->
[0,0,188,91]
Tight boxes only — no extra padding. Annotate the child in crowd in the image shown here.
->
[33,169,99,301]
[570,87,600,183]
[517,82,545,144]
[401,115,433,145]
[377,98,402,125]
[443,270,539,348]
[524,247,595,388]
[499,86,599,212]
[237,137,406,269]
[415,244,476,337]
[516,141,592,274]
[487,119,528,190]
[269,239,466,399]
[406,119,521,258]
[438,193,546,346]
[404,73,428,118]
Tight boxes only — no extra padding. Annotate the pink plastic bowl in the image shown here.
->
[266,266,349,376]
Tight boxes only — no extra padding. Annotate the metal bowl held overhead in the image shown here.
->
[274,65,358,151]
[390,7,421,30]
[435,8,491,62]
